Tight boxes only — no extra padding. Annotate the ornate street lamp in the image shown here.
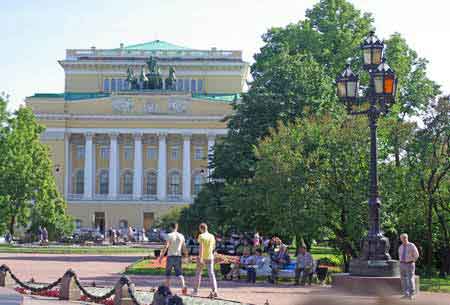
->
[337,32,399,277]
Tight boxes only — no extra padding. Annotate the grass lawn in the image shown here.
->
[125,258,220,277]
[420,276,450,293]
[125,246,343,277]
[0,244,159,255]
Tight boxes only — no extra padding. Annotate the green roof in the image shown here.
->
[192,93,240,103]
[28,93,65,99]
[124,40,189,51]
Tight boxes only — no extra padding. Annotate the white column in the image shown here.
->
[162,76,166,90]
[64,132,70,198]
[109,133,119,199]
[83,132,94,199]
[182,133,191,201]
[207,133,216,179]
[133,132,143,199]
[157,133,167,200]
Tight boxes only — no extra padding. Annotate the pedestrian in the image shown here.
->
[192,223,218,298]
[37,226,43,244]
[269,240,290,284]
[398,233,419,300]
[245,248,265,283]
[158,222,188,295]
[295,246,314,286]
[42,227,48,244]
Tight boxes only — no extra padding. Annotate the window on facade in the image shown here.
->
[100,146,109,160]
[194,146,203,160]
[111,78,117,91]
[193,174,204,195]
[99,170,109,194]
[171,146,180,160]
[75,219,82,230]
[75,170,84,194]
[177,78,183,91]
[147,147,157,160]
[103,79,110,92]
[117,79,123,91]
[76,145,85,160]
[145,172,157,195]
[191,79,197,92]
[123,171,133,194]
[123,80,129,90]
[184,79,190,92]
[169,172,181,195]
[124,146,133,161]
[198,79,204,92]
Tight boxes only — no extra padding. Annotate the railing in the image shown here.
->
[65,48,242,60]
[67,193,190,203]
[0,264,253,305]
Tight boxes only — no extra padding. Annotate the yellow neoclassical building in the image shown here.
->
[26,40,249,232]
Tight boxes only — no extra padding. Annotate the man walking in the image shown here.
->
[159,222,188,295]
[192,223,218,298]
[295,246,314,286]
[398,233,419,299]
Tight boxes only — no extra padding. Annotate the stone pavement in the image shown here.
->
[0,253,449,305]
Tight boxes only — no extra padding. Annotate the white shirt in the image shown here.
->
[398,242,419,263]
[166,231,185,256]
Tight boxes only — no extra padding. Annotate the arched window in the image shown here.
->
[122,171,133,194]
[99,170,109,194]
[103,79,110,92]
[117,79,123,91]
[74,170,84,194]
[145,172,157,195]
[198,79,204,92]
[111,78,117,91]
[193,173,204,195]
[191,79,197,92]
[168,171,181,195]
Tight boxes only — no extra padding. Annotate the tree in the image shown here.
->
[405,97,449,273]
[213,0,374,182]
[0,97,73,239]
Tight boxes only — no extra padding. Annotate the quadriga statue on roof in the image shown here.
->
[145,56,163,90]
[165,66,176,90]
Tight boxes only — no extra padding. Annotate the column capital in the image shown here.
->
[158,131,168,139]
[85,132,94,140]
[110,132,119,140]
[182,132,192,140]
[207,133,216,141]
[133,132,143,140]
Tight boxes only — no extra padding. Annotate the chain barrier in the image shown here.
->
[0,264,62,293]
[67,269,117,303]
[1,264,257,305]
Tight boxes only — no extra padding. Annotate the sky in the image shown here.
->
[2,0,449,109]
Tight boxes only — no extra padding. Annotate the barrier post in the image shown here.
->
[59,270,80,301]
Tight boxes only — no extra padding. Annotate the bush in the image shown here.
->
[317,256,343,266]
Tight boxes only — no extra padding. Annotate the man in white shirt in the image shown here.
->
[398,233,419,299]
[159,222,188,294]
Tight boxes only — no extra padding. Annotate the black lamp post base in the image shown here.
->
[350,234,400,276]
[349,258,400,277]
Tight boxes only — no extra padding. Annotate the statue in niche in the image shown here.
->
[144,101,159,113]
[165,66,177,90]
[126,67,139,90]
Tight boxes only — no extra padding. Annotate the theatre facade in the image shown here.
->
[26,40,249,232]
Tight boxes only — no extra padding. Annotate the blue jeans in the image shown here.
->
[400,263,415,296]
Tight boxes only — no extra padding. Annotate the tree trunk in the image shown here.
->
[9,215,16,237]
[426,196,434,274]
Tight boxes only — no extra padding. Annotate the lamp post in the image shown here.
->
[336,31,399,276]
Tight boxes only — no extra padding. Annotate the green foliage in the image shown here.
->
[154,206,185,230]
[0,96,73,239]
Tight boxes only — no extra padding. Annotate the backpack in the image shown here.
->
[168,295,184,305]
[152,286,173,305]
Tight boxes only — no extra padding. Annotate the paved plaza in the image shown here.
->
[1,253,449,305]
